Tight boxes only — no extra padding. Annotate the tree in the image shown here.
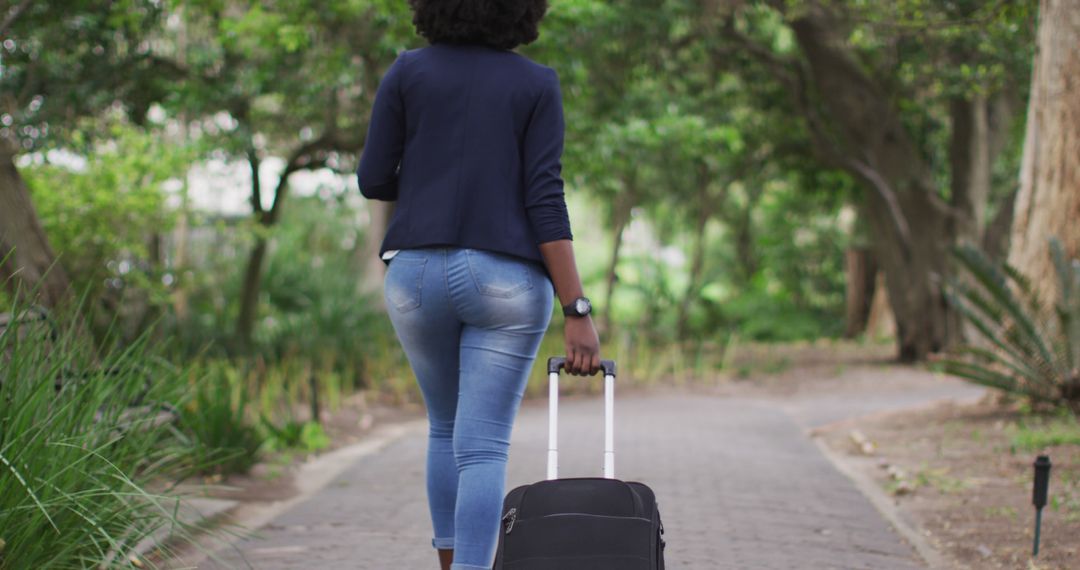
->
[545,0,849,344]
[0,0,168,308]
[161,0,414,347]
[1007,0,1080,301]
[0,150,70,307]
[21,117,195,335]
[699,0,1035,360]
[535,0,675,336]
[582,118,655,335]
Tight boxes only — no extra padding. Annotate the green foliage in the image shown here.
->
[260,419,330,454]
[171,195,388,375]
[9,0,1039,362]
[942,240,1080,413]
[1009,414,1080,451]
[912,465,971,494]
[0,303,198,569]
[175,363,264,475]
[165,0,415,158]
[256,196,385,364]
[22,115,197,328]
[1,2,1052,561]
[1,0,170,151]
[721,286,842,342]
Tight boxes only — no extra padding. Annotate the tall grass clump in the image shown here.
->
[943,239,1080,414]
[174,362,264,475]
[0,305,196,568]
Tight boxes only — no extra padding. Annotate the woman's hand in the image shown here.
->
[564,315,600,376]
[537,239,602,376]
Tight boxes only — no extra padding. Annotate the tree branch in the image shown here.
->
[265,130,361,225]
[715,6,917,258]
[246,144,264,218]
[0,0,33,38]
[843,156,912,257]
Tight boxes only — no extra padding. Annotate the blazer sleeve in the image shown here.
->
[357,52,407,201]
[522,67,573,244]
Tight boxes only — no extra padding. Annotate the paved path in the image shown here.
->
[199,372,981,570]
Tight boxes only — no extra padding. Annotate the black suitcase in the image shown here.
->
[492,357,666,569]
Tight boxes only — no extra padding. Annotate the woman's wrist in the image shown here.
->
[537,240,588,308]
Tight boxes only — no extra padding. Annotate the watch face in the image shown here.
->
[575,298,591,314]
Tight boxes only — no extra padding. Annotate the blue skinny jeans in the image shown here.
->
[383,247,553,570]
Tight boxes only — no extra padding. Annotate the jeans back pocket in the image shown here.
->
[465,249,534,299]
[385,257,427,313]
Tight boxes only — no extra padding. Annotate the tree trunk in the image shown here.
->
[0,144,72,308]
[171,172,192,322]
[983,192,1016,260]
[235,146,273,348]
[860,190,952,361]
[601,190,634,337]
[1008,0,1080,301]
[949,94,994,245]
[709,1,1009,360]
[235,236,268,348]
[731,184,763,285]
[789,7,955,361]
[130,231,165,341]
[355,200,394,302]
[865,271,896,340]
[676,201,709,341]
[232,130,346,346]
[843,247,876,338]
[947,92,1016,341]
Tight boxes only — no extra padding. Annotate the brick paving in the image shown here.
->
[197,374,982,570]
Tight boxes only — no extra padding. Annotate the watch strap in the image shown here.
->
[562,297,591,317]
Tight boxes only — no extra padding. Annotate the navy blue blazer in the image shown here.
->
[356,42,573,266]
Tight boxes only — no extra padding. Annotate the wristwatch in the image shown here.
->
[562,296,592,318]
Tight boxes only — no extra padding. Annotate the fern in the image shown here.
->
[943,239,1080,414]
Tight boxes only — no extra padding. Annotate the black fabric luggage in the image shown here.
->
[492,357,666,570]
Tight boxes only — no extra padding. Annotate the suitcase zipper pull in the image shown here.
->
[502,507,518,534]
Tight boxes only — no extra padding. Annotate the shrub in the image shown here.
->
[260,418,330,454]
[942,239,1080,414]
[174,363,264,475]
[0,305,196,568]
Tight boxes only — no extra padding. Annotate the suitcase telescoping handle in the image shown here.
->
[545,357,618,481]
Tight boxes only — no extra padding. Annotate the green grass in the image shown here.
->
[174,362,264,475]
[260,419,330,454]
[1009,414,1080,451]
[912,463,972,494]
[0,307,199,568]
[983,505,1018,519]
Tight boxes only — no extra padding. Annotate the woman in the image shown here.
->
[356,1,601,569]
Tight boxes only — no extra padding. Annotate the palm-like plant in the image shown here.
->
[942,239,1080,414]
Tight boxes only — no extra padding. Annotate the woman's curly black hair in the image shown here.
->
[408,0,550,51]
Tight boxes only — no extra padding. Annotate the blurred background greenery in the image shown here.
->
[3,0,1080,566]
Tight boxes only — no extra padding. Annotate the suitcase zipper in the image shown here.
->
[503,507,518,534]
[504,510,652,536]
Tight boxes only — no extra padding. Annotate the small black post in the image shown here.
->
[1032,455,1051,557]
[309,372,321,425]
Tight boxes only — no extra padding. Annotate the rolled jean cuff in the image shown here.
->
[451,564,492,570]
[432,536,455,549]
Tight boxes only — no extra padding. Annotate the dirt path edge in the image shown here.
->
[802,393,991,570]
[810,435,953,569]
[165,417,428,568]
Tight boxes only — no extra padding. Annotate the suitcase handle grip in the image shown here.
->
[547,357,616,377]
[545,357,616,480]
